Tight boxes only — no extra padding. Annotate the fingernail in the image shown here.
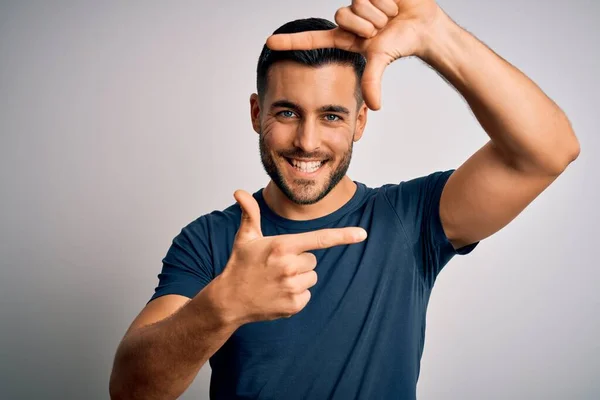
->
[357,229,367,240]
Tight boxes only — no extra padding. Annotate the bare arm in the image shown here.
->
[421,10,581,249]
[109,275,239,400]
[109,189,366,399]
[265,1,582,249]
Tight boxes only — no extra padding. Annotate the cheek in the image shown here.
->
[325,130,353,153]
[261,116,276,135]
[262,116,354,155]
[261,118,293,148]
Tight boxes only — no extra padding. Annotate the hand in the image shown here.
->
[266,0,442,110]
[220,190,368,325]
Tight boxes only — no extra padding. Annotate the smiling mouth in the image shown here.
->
[285,157,328,174]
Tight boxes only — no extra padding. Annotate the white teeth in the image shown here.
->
[291,159,323,173]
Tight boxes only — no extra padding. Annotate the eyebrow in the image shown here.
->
[271,100,351,115]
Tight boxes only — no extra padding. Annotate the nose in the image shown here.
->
[292,119,321,153]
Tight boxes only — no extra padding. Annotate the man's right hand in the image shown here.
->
[217,189,368,325]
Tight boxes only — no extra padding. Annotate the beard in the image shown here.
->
[258,132,353,205]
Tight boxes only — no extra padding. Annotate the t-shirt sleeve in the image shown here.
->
[383,169,478,286]
[148,217,214,303]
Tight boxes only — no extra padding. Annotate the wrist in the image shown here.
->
[418,8,462,65]
[201,271,249,329]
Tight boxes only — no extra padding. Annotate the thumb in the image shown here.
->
[362,53,389,111]
[233,189,263,242]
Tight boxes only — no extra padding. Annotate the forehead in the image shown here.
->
[264,61,358,110]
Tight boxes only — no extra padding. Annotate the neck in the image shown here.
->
[262,176,357,221]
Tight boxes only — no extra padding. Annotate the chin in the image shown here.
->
[259,140,352,206]
[277,164,339,206]
[286,183,329,205]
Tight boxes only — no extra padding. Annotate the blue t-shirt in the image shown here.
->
[150,169,478,399]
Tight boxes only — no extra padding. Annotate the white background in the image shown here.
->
[0,0,598,398]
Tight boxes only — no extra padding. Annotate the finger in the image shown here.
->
[362,53,389,110]
[286,270,318,294]
[273,252,316,277]
[335,6,378,39]
[293,290,312,314]
[233,190,263,242]
[370,0,399,18]
[283,227,368,253]
[295,252,318,274]
[351,0,390,29]
[266,27,360,52]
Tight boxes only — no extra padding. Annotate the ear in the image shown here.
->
[353,102,368,142]
[249,93,261,134]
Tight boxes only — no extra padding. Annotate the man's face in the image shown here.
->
[251,61,367,205]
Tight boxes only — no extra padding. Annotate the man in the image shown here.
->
[109,1,580,399]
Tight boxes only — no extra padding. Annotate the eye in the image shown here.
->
[324,114,341,122]
[277,110,297,118]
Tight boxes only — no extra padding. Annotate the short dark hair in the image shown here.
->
[256,17,366,106]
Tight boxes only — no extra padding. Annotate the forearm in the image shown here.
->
[420,10,580,174]
[109,276,240,400]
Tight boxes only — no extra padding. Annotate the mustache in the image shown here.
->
[278,149,332,160]
[259,131,331,161]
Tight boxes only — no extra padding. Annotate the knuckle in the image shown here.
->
[265,250,277,266]
[316,232,329,249]
[281,264,296,277]
[371,13,388,29]
[280,276,294,291]
[353,0,373,16]
[266,250,286,270]
[334,6,351,23]
[380,2,399,18]
[269,240,287,257]
[366,26,378,38]
[351,2,366,14]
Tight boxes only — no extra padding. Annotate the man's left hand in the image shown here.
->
[266,0,442,110]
